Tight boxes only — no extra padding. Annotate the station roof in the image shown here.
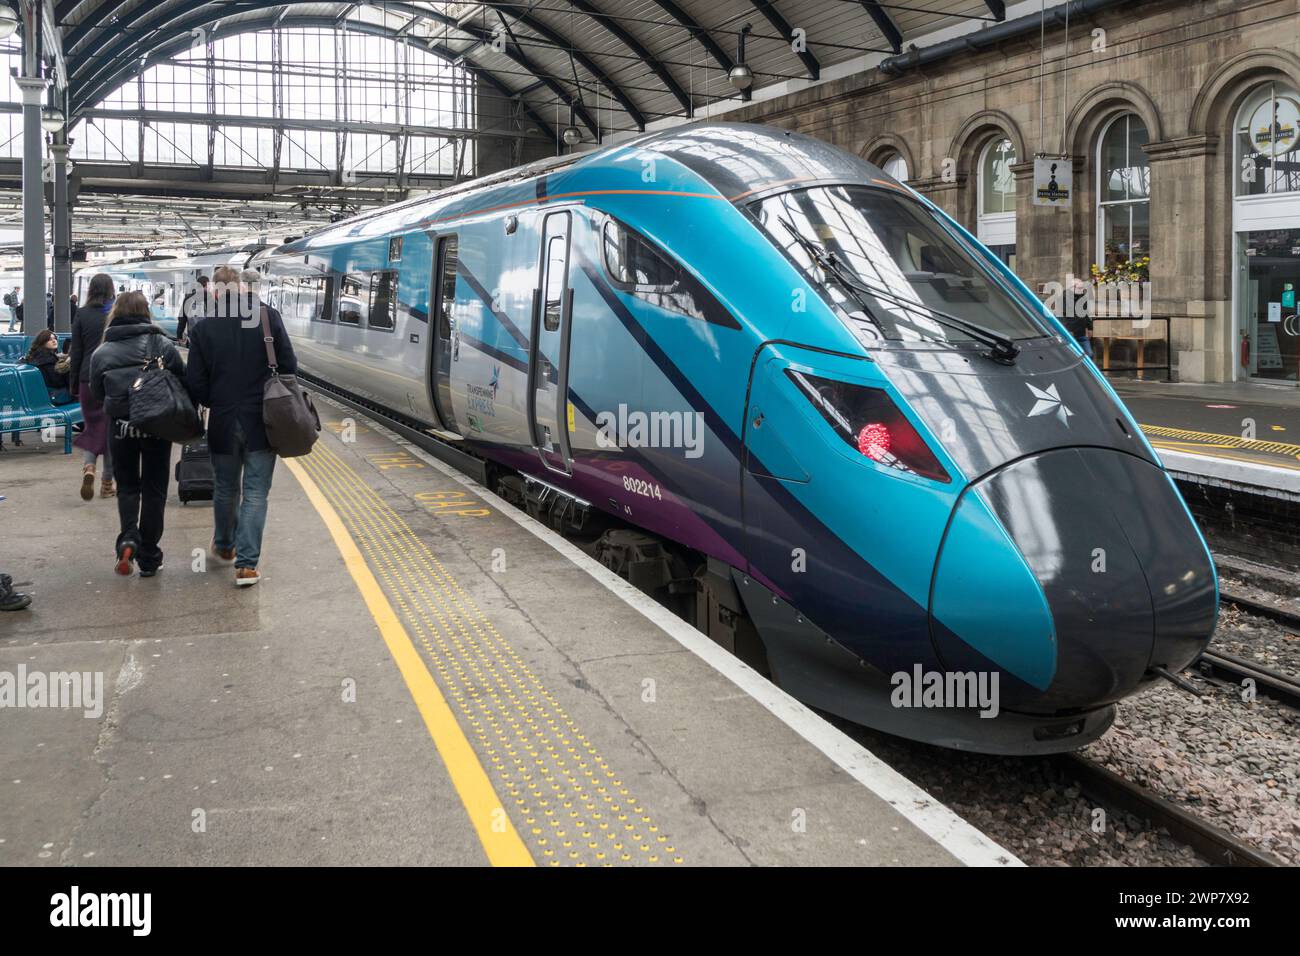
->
[55,1,1011,138]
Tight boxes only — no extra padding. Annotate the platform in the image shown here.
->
[1113,379,1300,496]
[0,405,1015,867]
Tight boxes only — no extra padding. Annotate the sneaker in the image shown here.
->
[80,467,95,501]
[100,479,116,499]
[114,542,135,576]
[209,538,235,564]
[138,563,162,579]
[0,590,31,611]
[235,567,260,588]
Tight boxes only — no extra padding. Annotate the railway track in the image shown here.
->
[1218,589,1300,632]
[1052,754,1284,868]
[1201,589,1300,709]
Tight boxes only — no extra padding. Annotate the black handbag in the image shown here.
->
[128,332,205,444]
[260,306,319,458]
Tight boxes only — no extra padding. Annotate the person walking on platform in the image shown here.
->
[4,288,18,331]
[176,275,210,344]
[88,291,186,578]
[69,274,117,500]
[186,266,297,588]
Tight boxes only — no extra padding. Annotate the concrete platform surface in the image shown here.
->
[0,409,1016,867]
[1113,379,1300,487]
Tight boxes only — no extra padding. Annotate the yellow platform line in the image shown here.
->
[1141,423,1300,458]
[285,455,535,867]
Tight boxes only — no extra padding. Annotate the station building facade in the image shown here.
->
[727,0,1300,386]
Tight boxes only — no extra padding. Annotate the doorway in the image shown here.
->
[1237,227,1300,384]
[528,211,574,475]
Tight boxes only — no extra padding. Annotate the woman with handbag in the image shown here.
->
[88,292,187,578]
[23,330,75,405]
[69,273,116,500]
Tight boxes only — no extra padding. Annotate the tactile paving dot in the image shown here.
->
[303,443,682,866]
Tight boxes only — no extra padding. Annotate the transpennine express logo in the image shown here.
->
[466,365,500,418]
[1027,382,1073,426]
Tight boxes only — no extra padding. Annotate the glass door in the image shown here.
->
[1238,227,1300,384]
[528,211,574,475]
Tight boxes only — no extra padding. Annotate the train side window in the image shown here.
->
[601,217,739,328]
[543,234,567,332]
[368,270,398,331]
[435,235,458,339]
[338,274,364,325]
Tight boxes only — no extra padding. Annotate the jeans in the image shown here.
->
[109,427,172,572]
[212,422,276,569]
[1077,335,1094,359]
[83,443,113,474]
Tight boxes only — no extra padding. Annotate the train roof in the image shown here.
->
[256,123,895,262]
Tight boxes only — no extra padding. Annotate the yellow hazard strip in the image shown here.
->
[285,456,535,867]
[1141,423,1300,458]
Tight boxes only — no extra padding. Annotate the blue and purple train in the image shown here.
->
[251,122,1218,755]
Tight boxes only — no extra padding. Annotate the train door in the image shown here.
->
[528,211,574,476]
[429,233,460,432]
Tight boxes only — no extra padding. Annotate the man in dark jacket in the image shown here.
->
[88,293,186,577]
[176,275,210,343]
[185,266,297,588]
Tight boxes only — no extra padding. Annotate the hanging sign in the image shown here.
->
[1033,158,1072,207]
[1250,96,1300,157]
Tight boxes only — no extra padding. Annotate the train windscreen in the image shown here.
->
[751,185,1050,347]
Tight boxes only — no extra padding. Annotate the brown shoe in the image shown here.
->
[100,479,116,499]
[209,537,235,565]
[235,567,261,588]
[80,466,95,501]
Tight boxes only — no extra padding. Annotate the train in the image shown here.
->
[248,122,1218,755]
[73,243,266,337]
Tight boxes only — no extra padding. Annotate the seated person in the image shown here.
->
[24,329,75,405]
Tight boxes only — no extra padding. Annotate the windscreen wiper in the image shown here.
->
[778,219,890,340]
[778,218,1020,365]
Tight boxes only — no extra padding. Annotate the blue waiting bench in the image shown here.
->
[0,364,82,454]
[0,332,29,364]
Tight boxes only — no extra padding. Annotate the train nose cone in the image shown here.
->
[929,448,1217,712]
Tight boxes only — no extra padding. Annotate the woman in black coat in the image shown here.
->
[88,291,186,578]
[68,273,116,500]
[23,329,73,403]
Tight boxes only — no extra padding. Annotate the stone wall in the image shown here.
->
[722,0,1300,383]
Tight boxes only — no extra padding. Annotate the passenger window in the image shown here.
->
[544,235,566,332]
[436,236,458,339]
[601,217,737,327]
[368,271,398,331]
[338,274,364,325]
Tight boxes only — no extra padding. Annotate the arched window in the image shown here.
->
[1235,82,1300,196]
[1096,114,1150,268]
[977,137,1017,249]
[880,151,909,183]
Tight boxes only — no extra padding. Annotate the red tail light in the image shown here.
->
[787,370,950,483]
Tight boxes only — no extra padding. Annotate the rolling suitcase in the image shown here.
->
[176,437,214,504]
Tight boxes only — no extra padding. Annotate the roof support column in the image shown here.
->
[48,139,71,334]
[16,75,47,333]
